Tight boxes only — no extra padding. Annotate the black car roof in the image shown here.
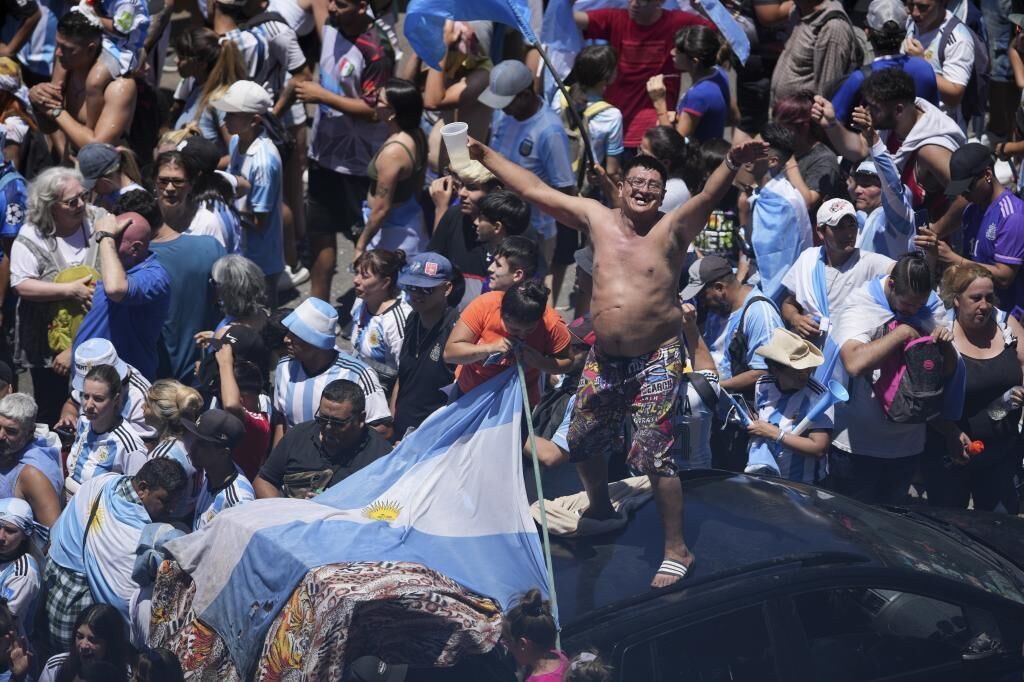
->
[541,469,1024,627]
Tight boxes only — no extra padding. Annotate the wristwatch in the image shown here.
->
[94,231,116,244]
[48,107,63,119]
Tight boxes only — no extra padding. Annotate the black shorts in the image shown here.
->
[306,163,369,238]
[553,224,580,266]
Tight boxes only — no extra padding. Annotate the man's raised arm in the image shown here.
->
[668,141,767,246]
[468,137,592,232]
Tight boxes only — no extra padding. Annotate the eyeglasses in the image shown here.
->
[157,177,189,188]
[624,177,664,192]
[403,284,442,295]
[58,191,88,209]
[314,410,356,430]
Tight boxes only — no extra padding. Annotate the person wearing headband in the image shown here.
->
[0,498,42,639]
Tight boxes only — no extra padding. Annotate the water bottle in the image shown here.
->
[987,387,1023,421]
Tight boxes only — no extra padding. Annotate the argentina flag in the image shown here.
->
[405,0,537,69]
[164,369,548,675]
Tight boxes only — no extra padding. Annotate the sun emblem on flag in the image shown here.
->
[363,500,402,522]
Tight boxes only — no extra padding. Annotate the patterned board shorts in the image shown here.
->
[44,561,94,653]
[567,339,684,477]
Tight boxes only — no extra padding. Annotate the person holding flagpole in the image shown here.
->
[466,134,767,588]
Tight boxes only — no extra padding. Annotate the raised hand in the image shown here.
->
[728,140,769,166]
[811,95,837,129]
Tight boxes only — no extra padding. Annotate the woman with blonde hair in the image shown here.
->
[143,380,205,518]
[76,143,145,211]
[924,263,1024,513]
[169,27,247,155]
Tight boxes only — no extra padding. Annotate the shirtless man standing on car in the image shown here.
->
[468,137,767,588]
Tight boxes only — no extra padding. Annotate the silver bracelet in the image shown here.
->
[725,154,739,172]
[774,429,786,444]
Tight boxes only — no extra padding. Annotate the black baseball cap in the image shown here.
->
[176,135,221,176]
[679,255,734,300]
[211,324,268,372]
[945,143,994,197]
[345,657,408,682]
[181,409,246,448]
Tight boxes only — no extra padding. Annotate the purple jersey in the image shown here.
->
[964,190,1024,313]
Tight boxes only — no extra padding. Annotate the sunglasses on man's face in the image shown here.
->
[314,410,357,430]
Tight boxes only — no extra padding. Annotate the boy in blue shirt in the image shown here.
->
[213,80,285,308]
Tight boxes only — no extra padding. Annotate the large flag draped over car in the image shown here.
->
[164,369,548,676]
[404,0,537,69]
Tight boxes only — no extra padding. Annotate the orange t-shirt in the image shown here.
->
[455,291,570,404]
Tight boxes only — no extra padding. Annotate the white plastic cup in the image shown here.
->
[441,122,470,170]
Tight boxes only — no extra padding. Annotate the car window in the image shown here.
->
[793,587,1003,681]
[620,603,779,682]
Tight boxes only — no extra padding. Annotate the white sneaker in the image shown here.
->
[277,265,310,292]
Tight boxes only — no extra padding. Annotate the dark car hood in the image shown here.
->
[907,507,1024,568]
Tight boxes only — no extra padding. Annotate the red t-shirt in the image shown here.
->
[585,9,713,147]
[230,397,273,481]
[454,292,570,405]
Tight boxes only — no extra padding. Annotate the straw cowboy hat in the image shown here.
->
[755,328,824,370]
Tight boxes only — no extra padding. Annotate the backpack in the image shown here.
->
[937,13,990,120]
[872,320,946,423]
[727,295,777,391]
[557,94,613,189]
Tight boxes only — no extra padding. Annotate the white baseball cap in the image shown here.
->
[73,338,129,392]
[211,81,273,115]
[816,198,858,228]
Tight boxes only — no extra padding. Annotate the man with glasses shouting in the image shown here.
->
[254,379,392,499]
[467,135,766,588]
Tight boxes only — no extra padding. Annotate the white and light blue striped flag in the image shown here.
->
[164,368,549,675]
[405,0,537,69]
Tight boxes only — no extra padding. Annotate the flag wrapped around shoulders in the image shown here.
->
[406,0,537,69]
[832,275,965,419]
[751,182,806,303]
[164,368,548,676]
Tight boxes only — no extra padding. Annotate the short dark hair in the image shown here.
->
[495,236,539,279]
[761,122,795,161]
[58,11,102,41]
[622,154,668,186]
[384,78,423,132]
[478,190,530,236]
[891,252,933,296]
[641,126,686,173]
[134,457,187,495]
[133,648,184,682]
[111,189,163,229]
[321,379,365,413]
[868,23,906,55]
[861,67,916,106]
[500,280,549,324]
[569,45,617,88]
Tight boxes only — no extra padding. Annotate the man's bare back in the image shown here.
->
[586,204,687,357]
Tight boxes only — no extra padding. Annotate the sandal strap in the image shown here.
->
[656,559,690,578]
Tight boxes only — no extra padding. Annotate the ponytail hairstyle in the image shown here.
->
[145,380,203,442]
[500,280,549,326]
[674,25,730,69]
[353,248,407,299]
[505,588,557,650]
[890,252,934,298]
[113,146,143,185]
[175,28,248,123]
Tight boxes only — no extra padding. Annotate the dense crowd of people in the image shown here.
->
[0,0,1015,675]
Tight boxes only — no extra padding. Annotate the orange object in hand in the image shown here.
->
[967,440,985,456]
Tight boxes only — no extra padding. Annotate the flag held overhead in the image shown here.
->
[405,0,537,69]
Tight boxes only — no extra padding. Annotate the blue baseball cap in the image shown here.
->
[398,252,454,288]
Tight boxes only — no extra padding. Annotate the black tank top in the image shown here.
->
[958,339,1023,449]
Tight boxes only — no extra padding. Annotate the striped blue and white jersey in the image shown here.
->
[350,298,411,382]
[224,19,306,126]
[189,197,243,255]
[193,468,255,532]
[274,349,391,428]
[65,418,148,491]
[228,132,284,277]
[749,376,834,485]
[149,438,203,516]
[0,553,39,626]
